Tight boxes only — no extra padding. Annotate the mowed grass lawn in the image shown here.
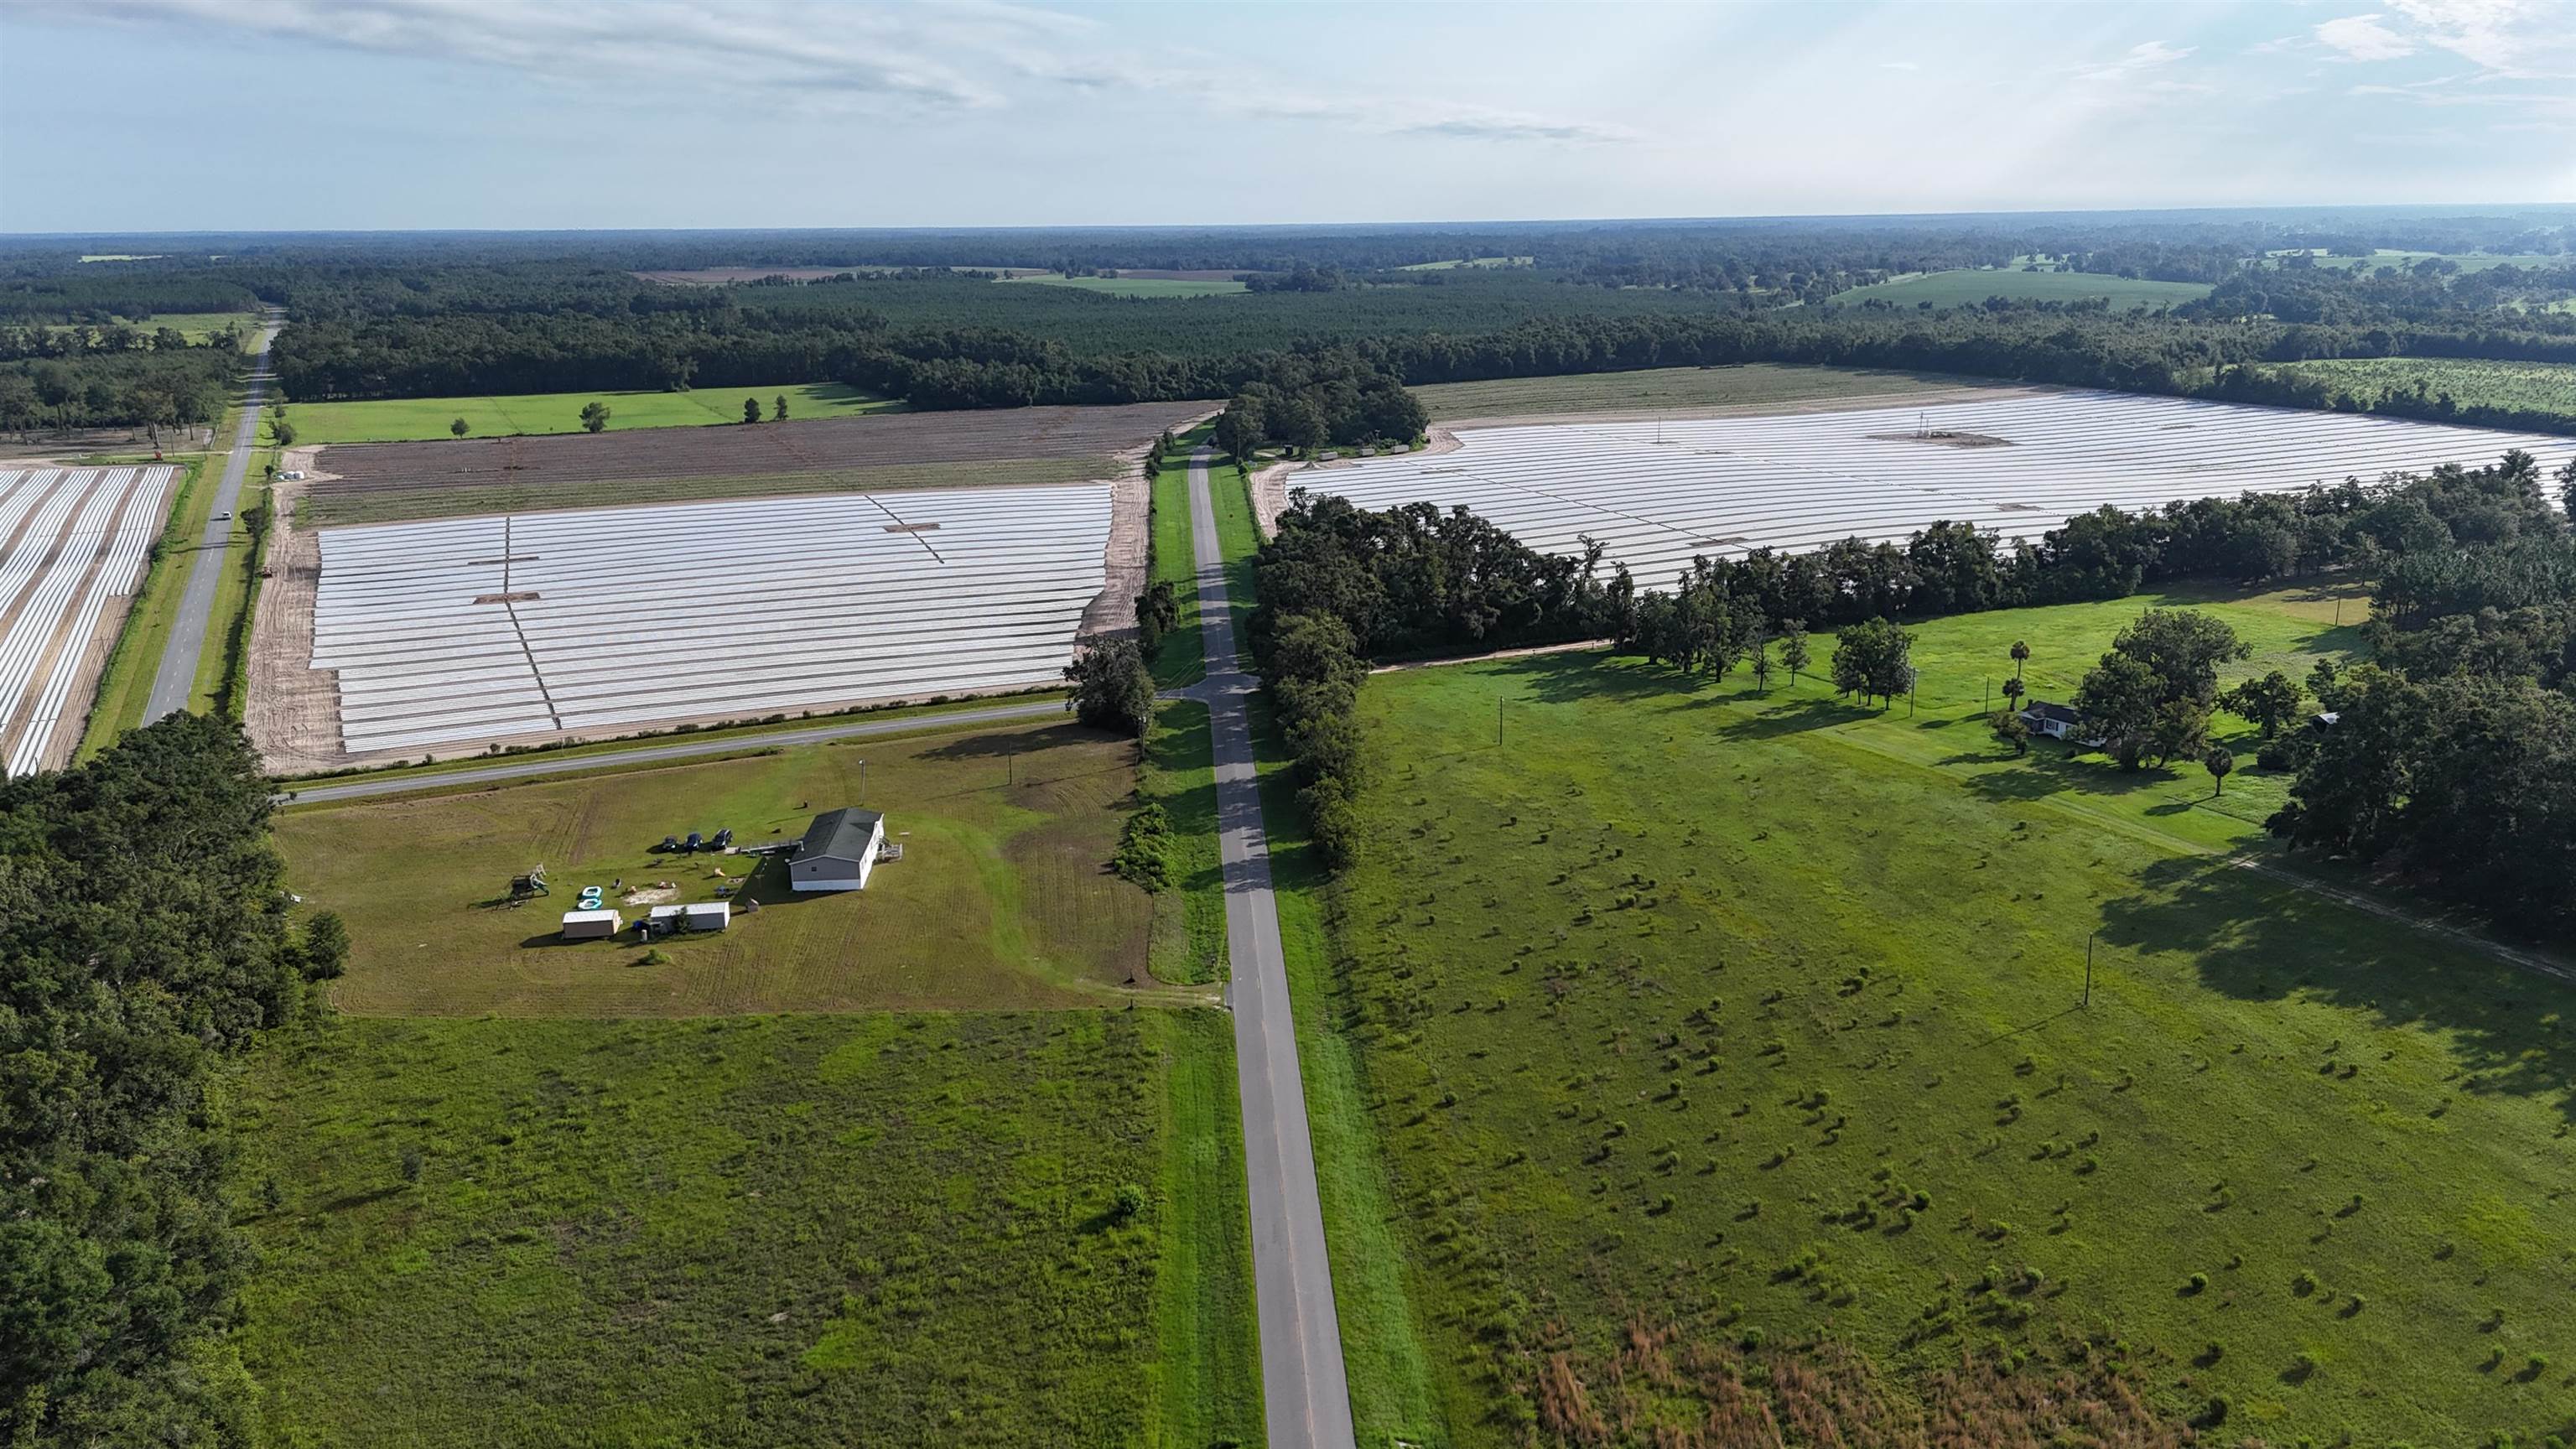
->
[277,716,1186,1015]
[276,381,901,444]
[1409,362,2010,422]
[1831,268,2213,309]
[231,1009,1258,1449]
[1322,586,2575,1446]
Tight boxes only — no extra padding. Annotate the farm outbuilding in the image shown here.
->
[647,902,731,932]
[790,808,886,892]
[559,908,622,939]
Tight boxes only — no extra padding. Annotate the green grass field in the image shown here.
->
[1142,701,1226,987]
[1149,453,1206,689]
[1831,268,2213,309]
[114,309,262,343]
[2261,356,2576,426]
[231,1008,1257,1449]
[1311,586,2576,1445]
[276,382,901,444]
[74,449,210,761]
[1004,275,1249,297]
[277,715,1188,1015]
[1409,362,2010,422]
[299,455,1111,528]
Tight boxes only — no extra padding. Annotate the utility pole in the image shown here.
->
[2084,930,2098,1009]
[1497,693,1504,747]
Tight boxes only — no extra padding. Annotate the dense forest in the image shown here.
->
[0,715,346,1444]
[3,208,2568,428]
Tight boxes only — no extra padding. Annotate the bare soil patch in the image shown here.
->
[308,402,1207,527]
[1083,476,1150,641]
[1868,428,2015,448]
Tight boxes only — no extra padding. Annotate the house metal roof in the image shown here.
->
[795,807,885,865]
[2019,700,2085,726]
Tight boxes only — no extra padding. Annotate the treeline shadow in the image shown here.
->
[2098,853,2576,1124]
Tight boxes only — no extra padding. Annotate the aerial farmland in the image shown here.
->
[1309,391,2576,587]
[0,465,177,776]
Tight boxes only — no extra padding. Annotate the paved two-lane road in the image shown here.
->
[1179,450,1358,1449]
[146,308,283,720]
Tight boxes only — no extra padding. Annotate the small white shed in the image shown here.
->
[560,908,622,940]
[648,902,731,932]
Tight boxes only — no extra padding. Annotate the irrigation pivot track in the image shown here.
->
[0,466,179,775]
[304,482,1114,756]
[1318,392,2576,587]
[1179,449,1358,1449]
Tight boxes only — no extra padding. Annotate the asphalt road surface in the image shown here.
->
[281,699,1064,803]
[1182,450,1358,1449]
[146,310,283,721]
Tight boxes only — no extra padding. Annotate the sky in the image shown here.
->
[2,0,2572,233]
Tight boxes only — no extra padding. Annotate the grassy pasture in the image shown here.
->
[277,715,1180,1016]
[113,309,262,343]
[230,1008,1258,1449]
[1004,275,1250,297]
[1831,268,2213,309]
[1319,587,2576,1446]
[1409,362,2007,423]
[2259,357,2576,426]
[276,382,900,444]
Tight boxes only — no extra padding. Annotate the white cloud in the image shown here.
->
[2074,39,2194,83]
[2314,13,2418,61]
[22,0,1637,143]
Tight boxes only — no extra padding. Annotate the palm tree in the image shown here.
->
[2009,639,2030,683]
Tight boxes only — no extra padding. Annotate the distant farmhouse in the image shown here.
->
[2017,700,2097,745]
[791,808,888,892]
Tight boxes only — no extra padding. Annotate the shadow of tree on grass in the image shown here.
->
[2098,853,2576,1123]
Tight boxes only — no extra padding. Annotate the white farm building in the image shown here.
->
[790,808,886,892]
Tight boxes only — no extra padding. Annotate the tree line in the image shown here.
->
[0,715,348,1442]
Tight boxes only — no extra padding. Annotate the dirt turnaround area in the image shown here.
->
[306,401,1209,527]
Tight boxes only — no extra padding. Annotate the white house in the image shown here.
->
[2016,700,2088,741]
[789,807,887,892]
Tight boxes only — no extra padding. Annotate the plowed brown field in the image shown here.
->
[306,401,1209,526]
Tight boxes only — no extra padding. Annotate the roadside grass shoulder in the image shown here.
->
[1143,700,1225,985]
[1317,592,2576,1446]
[75,449,212,760]
[231,1010,1228,1449]
[1148,1008,1264,1449]
[1150,455,1205,688]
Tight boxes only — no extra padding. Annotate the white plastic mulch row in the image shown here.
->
[0,466,174,776]
[310,483,1114,753]
[1320,392,2576,590]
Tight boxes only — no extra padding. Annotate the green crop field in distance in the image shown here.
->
[1831,268,2213,309]
[1307,584,2575,1446]
[231,1009,1256,1449]
[1003,275,1250,297]
[276,381,902,444]
[275,715,1198,1016]
[2261,357,2576,426]
[1397,257,1535,270]
[1410,362,2011,422]
[112,309,263,343]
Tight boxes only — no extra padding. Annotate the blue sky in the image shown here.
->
[3,0,2570,232]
